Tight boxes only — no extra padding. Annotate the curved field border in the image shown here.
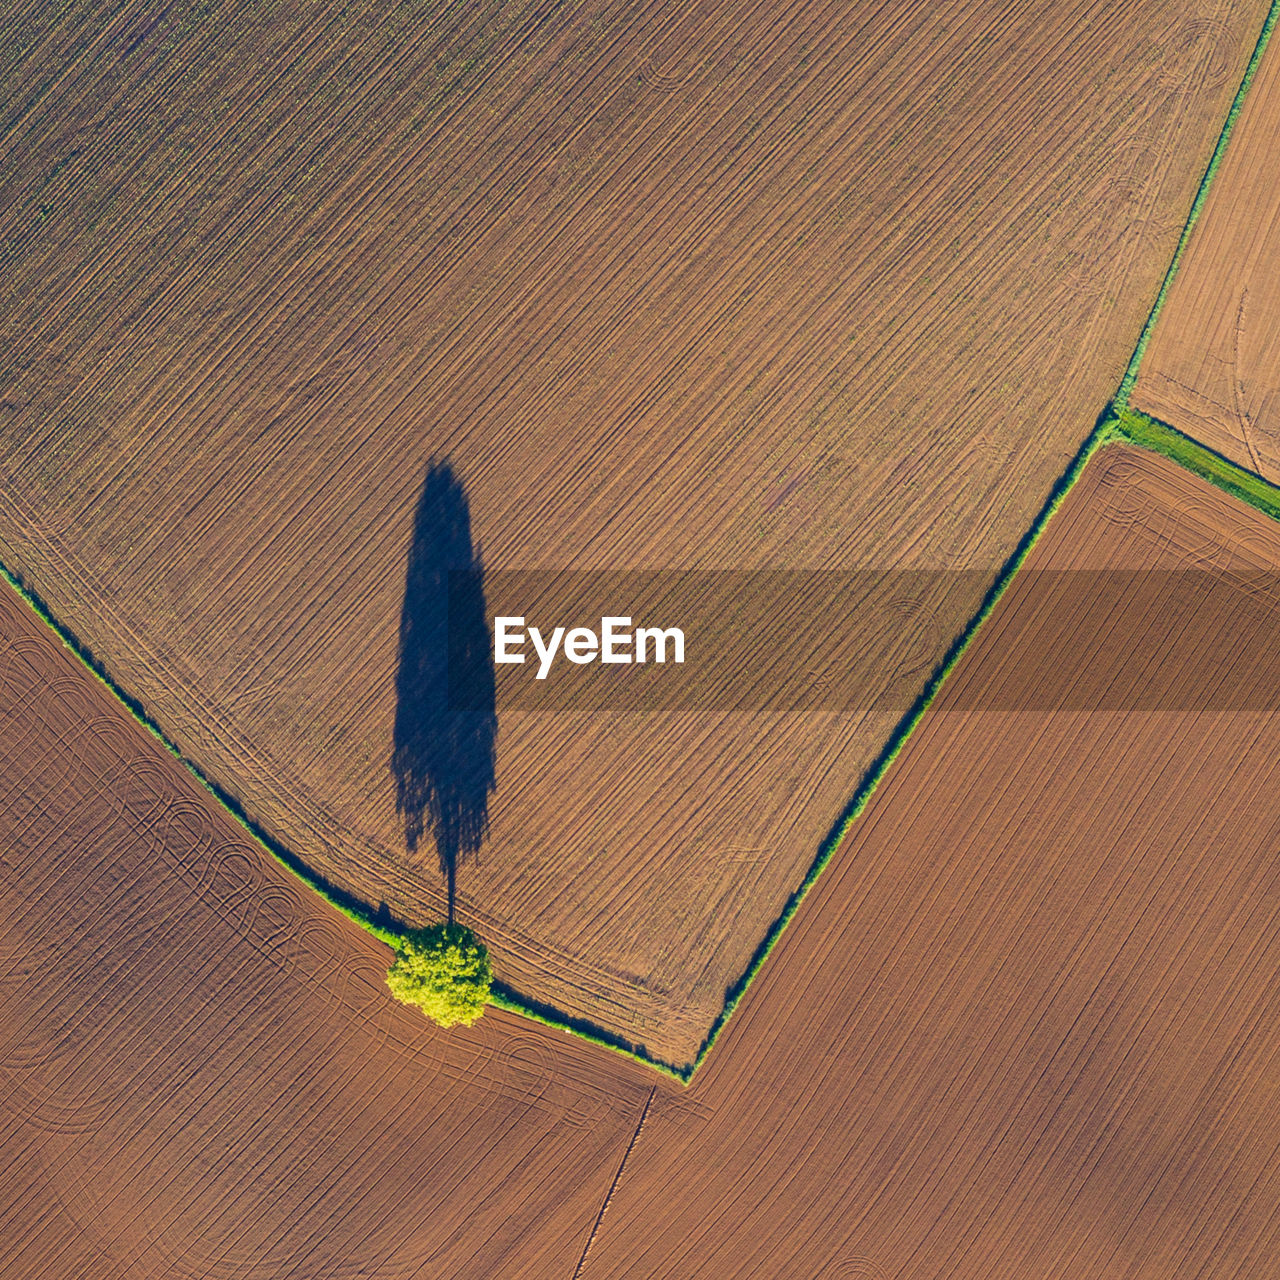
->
[0,550,691,1069]
[6,0,1279,1085]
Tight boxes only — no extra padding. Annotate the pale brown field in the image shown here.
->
[581,447,1280,1277]
[1133,23,1280,478]
[0,576,656,1279]
[0,0,1266,1062]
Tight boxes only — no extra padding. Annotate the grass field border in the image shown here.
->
[4,0,1277,1086]
[1108,405,1280,522]
[0,560,403,952]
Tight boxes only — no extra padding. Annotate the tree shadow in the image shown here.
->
[392,462,496,923]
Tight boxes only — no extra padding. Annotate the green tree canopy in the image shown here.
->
[386,922,492,1028]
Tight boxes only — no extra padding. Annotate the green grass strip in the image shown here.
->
[489,987,689,1082]
[1117,0,1280,406]
[1109,405,1280,523]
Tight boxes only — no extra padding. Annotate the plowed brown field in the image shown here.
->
[1133,24,1280,478]
[0,0,1267,1062]
[0,578,655,1279]
[580,447,1280,1277]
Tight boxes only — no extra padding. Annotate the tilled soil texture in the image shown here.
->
[0,580,655,1279]
[0,0,1267,1064]
[1133,19,1280,479]
[579,446,1280,1278]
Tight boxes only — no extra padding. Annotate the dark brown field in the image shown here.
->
[1133,25,1280,478]
[0,0,1266,1061]
[578,447,1280,1277]
[0,577,654,1278]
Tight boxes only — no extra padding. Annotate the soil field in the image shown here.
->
[579,446,1280,1278]
[0,578,656,1279]
[0,0,1267,1064]
[1132,18,1280,479]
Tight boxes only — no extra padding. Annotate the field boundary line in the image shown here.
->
[488,988,688,1081]
[684,410,1120,1074]
[570,1084,657,1280]
[0,559,404,942]
[1116,0,1280,406]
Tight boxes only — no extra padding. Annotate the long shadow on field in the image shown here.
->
[392,462,496,923]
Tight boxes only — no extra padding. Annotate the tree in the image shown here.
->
[385,922,492,1028]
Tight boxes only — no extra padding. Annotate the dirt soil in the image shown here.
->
[0,578,655,1280]
[1133,25,1280,479]
[580,446,1280,1277]
[0,0,1267,1062]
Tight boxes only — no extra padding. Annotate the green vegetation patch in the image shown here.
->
[386,922,493,1028]
[1109,406,1280,524]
